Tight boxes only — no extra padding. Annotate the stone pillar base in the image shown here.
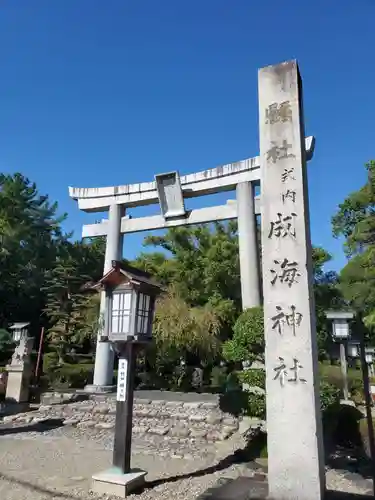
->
[5,365,31,403]
[84,384,115,394]
[91,469,146,498]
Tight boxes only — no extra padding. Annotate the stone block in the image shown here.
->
[151,400,166,406]
[183,402,202,409]
[95,422,115,429]
[206,430,222,442]
[38,405,52,412]
[2,415,18,424]
[63,418,81,426]
[190,429,207,439]
[91,469,146,498]
[201,402,218,410]
[71,405,93,414]
[222,417,238,427]
[189,413,206,423]
[205,414,222,425]
[148,425,170,436]
[165,401,184,408]
[77,420,96,429]
[133,425,149,434]
[174,413,190,420]
[169,426,190,438]
[93,405,109,414]
[134,399,151,405]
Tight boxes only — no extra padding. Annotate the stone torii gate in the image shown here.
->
[70,60,325,500]
[69,137,314,392]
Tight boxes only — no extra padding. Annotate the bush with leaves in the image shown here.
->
[153,288,224,361]
[222,307,265,417]
[43,362,94,389]
[222,307,264,365]
[222,307,341,420]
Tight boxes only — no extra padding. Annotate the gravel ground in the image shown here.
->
[0,426,373,500]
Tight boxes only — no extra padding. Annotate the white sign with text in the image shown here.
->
[116,358,127,402]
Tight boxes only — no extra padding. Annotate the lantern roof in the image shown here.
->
[9,322,30,330]
[325,310,354,320]
[93,260,162,295]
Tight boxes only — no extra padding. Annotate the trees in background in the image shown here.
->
[0,173,105,374]
[43,240,104,363]
[0,170,353,392]
[332,160,375,335]
[0,173,67,330]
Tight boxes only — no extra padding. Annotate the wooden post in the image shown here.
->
[113,341,137,473]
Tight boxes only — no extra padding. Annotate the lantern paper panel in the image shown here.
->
[137,293,150,335]
[111,291,132,335]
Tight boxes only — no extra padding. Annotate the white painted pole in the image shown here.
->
[236,181,261,309]
[90,204,124,391]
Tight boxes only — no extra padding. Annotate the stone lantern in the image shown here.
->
[9,322,30,342]
[6,322,33,404]
[91,261,162,498]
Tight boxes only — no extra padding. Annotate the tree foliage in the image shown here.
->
[332,160,375,332]
[153,287,224,364]
[0,169,346,390]
[332,160,375,256]
[0,173,67,329]
[222,307,264,365]
[134,222,240,308]
[43,240,104,362]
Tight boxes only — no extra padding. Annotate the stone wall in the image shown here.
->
[3,391,243,443]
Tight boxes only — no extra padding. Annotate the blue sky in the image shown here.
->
[0,0,373,270]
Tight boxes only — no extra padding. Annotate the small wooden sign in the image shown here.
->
[116,358,128,402]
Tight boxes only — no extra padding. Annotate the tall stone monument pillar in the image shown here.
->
[89,204,124,392]
[236,181,261,309]
[258,60,325,499]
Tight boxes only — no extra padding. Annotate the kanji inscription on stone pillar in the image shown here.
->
[258,60,325,500]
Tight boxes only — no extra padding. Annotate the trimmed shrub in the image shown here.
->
[222,307,264,365]
[44,363,94,389]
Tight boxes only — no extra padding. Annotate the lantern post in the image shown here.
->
[325,310,354,401]
[91,261,161,498]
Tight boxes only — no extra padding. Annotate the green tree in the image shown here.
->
[134,222,240,308]
[0,173,67,330]
[43,240,104,362]
[153,287,224,364]
[332,160,375,331]
[332,160,375,256]
[312,247,344,359]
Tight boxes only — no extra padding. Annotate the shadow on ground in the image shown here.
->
[0,472,78,499]
[0,418,64,436]
[142,432,267,492]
